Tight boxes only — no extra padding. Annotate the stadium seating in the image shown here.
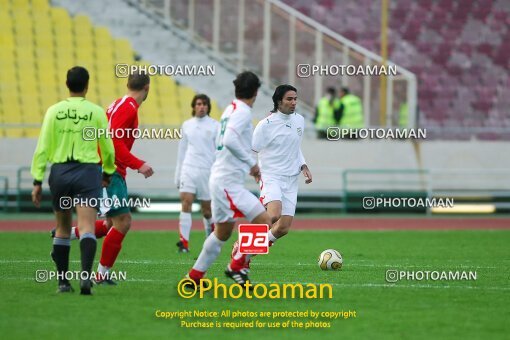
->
[0,0,221,138]
[283,0,510,136]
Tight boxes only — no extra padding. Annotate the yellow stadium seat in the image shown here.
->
[13,17,33,33]
[0,17,11,28]
[210,100,222,120]
[94,26,112,46]
[4,128,25,138]
[73,14,92,34]
[34,47,55,60]
[178,85,196,107]
[0,6,222,136]
[41,92,59,109]
[15,45,35,61]
[113,39,134,62]
[50,7,71,28]
[0,0,11,14]
[39,64,56,77]
[2,103,22,123]
[22,102,44,122]
[0,72,16,87]
[24,127,42,138]
[0,49,15,64]
[31,0,49,11]
[33,21,52,35]
[11,0,30,11]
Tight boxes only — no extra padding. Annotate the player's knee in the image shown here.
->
[203,211,212,219]
[271,214,281,224]
[214,228,232,241]
[262,214,273,227]
[116,214,132,233]
[182,198,193,211]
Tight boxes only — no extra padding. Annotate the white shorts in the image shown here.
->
[179,166,211,201]
[209,177,265,223]
[259,174,299,216]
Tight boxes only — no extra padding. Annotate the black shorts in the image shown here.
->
[48,162,102,211]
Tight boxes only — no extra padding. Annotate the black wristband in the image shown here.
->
[33,180,42,186]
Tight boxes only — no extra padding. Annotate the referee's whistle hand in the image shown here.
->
[138,163,154,178]
[31,185,42,208]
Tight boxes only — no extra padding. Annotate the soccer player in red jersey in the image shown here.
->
[95,72,154,284]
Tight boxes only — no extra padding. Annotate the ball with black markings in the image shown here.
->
[318,249,343,270]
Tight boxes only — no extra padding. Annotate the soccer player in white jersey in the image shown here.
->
[175,94,220,253]
[186,71,272,287]
[230,84,313,272]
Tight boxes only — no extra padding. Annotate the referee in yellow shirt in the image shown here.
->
[31,66,116,295]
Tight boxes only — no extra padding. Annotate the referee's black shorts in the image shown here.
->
[48,162,102,211]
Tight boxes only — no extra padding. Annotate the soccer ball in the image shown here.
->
[318,249,343,270]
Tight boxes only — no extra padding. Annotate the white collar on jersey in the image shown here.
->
[233,99,251,110]
[275,110,293,120]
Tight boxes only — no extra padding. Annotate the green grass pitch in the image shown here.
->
[0,229,509,339]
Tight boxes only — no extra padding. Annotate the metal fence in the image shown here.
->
[131,0,417,128]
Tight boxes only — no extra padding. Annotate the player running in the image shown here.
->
[186,71,272,287]
[95,71,154,284]
[251,84,312,256]
[175,94,220,253]
[31,66,116,294]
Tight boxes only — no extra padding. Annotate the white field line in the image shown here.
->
[4,277,509,291]
[0,259,499,269]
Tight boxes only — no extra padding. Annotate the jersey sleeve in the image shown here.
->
[223,111,256,167]
[252,119,270,153]
[96,107,116,175]
[213,120,220,147]
[31,108,54,182]
[298,115,306,168]
[174,122,188,185]
[110,106,145,170]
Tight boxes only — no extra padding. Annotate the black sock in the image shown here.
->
[80,233,97,278]
[52,238,71,285]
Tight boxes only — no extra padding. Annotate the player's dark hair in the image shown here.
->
[341,87,350,95]
[326,87,336,96]
[191,94,211,116]
[271,84,297,113]
[233,71,261,99]
[66,66,89,93]
[127,72,150,91]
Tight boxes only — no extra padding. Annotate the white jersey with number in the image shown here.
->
[252,111,306,176]
[210,99,257,183]
[175,115,219,185]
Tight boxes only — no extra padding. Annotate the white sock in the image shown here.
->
[70,227,78,240]
[193,233,225,272]
[97,263,110,275]
[179,212,192,244]
[241,231,278,264]
[203,217,214,236]
[268,230,278,243]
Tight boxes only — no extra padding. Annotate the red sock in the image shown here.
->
[211,223,215,232]
[189,268,205,281]
[73,221,108,239]
[95,220,109,238]
[179,234,189,249]
[229,255,248,272]
[100,228,125,268]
